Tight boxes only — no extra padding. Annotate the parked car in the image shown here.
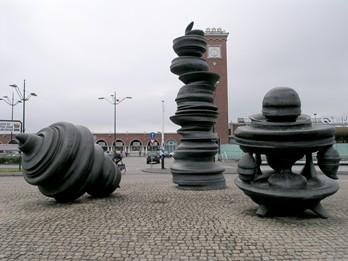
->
[146,151,160,164]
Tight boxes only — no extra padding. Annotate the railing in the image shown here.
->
[219,143,348,164]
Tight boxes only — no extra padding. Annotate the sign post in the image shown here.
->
[148,132,157,168]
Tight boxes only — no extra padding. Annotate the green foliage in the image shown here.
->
[0,168,21,173]
[0,154,21,164]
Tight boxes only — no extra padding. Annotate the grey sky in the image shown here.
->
[1,0,347,134]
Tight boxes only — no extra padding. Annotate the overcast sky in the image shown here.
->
[1,0,347,134]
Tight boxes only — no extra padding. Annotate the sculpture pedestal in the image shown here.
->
[233,87,340,218]
[235,175,339,218]
[172,160,226,190]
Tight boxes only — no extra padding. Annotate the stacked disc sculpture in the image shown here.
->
[169,22,225,190]
[233,87,340,218]
[16,122,121,202]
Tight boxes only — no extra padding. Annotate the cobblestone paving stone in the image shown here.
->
[0,174,347,261]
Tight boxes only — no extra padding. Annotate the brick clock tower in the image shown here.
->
[204,28,229,144]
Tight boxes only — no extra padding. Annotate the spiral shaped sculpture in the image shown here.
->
[169,22,226,190]
[16,122,121,202]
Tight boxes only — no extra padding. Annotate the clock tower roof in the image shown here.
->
[205,27,229,37]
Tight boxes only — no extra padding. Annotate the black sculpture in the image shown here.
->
[16,122,121,202]
[170,22,225,190]
[233,87,340,218]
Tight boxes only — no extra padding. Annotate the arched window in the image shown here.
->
[96,139,108,152]
[147,140,160,151]
[165,140,177,153]
[130,140,142,152]
[113,139,125,152]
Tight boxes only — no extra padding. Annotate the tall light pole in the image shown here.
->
[98,91,132,151]
[161,100,165,148]
[10,80,37,133]
[0,92,22,140]
[161,100,165,169]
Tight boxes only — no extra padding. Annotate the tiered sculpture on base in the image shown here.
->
[16,122,121,202]
[234,87,340,218]
[170,22,225,190]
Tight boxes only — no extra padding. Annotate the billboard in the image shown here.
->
[0,120,22,133]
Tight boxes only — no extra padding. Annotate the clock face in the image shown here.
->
[208,46,221,58]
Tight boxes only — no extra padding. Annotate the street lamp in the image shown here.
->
[161,100,165,148]
[98,91,132,151]
[161,99,165,169]
[0,93,22,140]
[9,80,37,133]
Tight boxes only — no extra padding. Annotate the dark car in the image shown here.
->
[146,151,160,164]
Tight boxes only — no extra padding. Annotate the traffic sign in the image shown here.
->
[148,132,156,140]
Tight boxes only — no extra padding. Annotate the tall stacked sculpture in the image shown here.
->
[170,22,225,190]
[234,87,340,218]
[16,122,121,202]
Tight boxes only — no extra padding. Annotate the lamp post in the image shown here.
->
[161,100,165,148]
[10,80,37,133]
[0,92,22,140]
[161,100,165,169]
[98,91,132,151]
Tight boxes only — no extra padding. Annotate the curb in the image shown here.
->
[142,168,171,174]
[0,172,23,177]
[141,167,238,175]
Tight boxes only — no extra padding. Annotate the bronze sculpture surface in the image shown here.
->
[233,87,340,218]
[16,122,121,202]
[170,22,225,190]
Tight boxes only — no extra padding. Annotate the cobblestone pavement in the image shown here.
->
[0,166,348,260]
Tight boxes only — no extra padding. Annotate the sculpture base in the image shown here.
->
[235,175,339,218]
[173,173,226,190]
[171,160,226,190]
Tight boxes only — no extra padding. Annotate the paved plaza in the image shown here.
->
[0,157,348,260]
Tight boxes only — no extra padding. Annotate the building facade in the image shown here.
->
[93,133,180,154]
[0,132,181,155]
[204,27,229,144]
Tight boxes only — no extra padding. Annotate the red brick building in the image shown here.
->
[93,133,180,155]
[204,27,229,144]
[0,134,18,145]
[0,132,180,154]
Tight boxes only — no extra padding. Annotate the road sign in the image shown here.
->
[0,120,22,133]
[148,132,156,140]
